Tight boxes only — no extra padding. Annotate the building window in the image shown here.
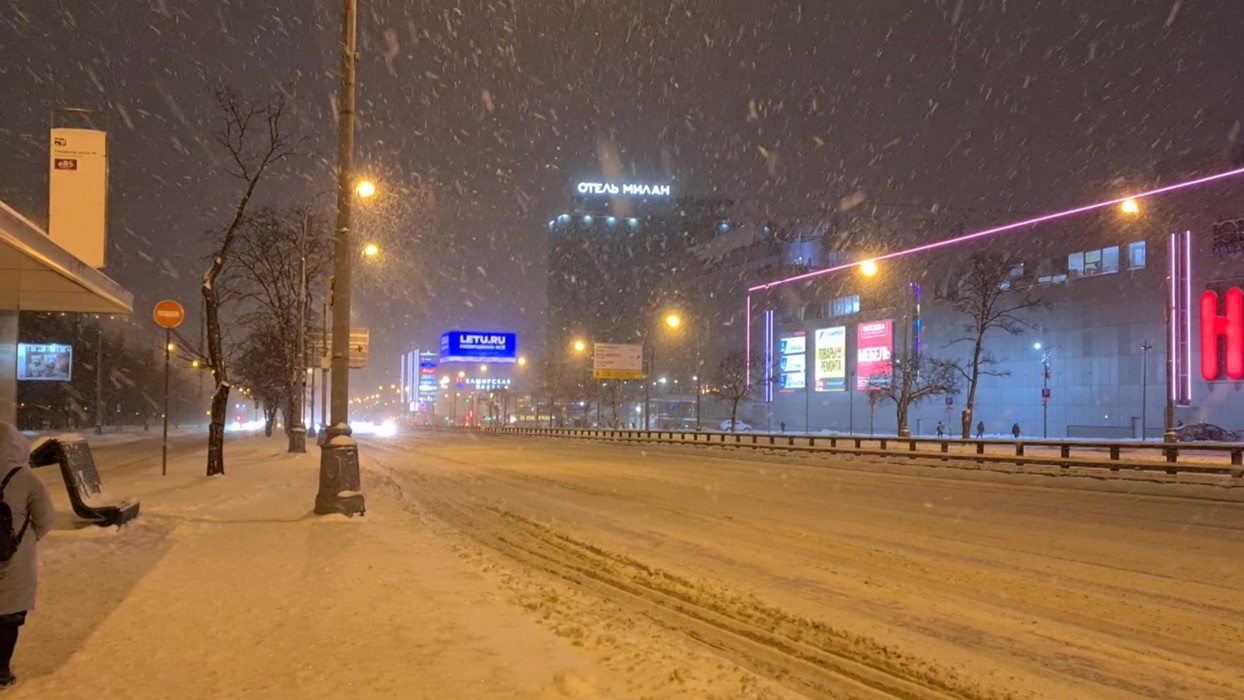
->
[1038,273,1068,285]
[1127,241,1146,269]
[830,295,860,317]
[1068,246,1119,278]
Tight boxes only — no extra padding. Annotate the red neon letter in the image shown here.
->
[1200,288,1244,381]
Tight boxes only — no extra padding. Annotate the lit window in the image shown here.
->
[1068,246,1119,278]
[830,295,860,317]
[1068,252,1084,277]
[1127,241,1146,269]
[1102,246,1119,273]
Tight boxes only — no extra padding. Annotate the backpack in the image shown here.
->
[0,468,31,563]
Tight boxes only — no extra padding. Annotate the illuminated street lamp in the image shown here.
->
[355,180,377,199]
[859,259,879,277]
[517,355,528,367]
[572,339,587,354]
[665,313,682,329]
[1120,198,1140,216]
[362,243,380,258]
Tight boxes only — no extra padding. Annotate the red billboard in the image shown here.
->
[856,320,893,390]
[1202,287,1244,381]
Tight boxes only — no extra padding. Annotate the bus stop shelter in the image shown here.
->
[0,201,134,423]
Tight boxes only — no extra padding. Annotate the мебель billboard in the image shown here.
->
[17,343,73,381]
[439,331,518,364]
[856,320,893,390]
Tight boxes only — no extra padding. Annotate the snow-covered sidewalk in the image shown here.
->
[11,437,619,699]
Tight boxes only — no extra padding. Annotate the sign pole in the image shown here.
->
[152,299,186,475]
[163,328,170,476]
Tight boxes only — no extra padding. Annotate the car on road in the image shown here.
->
[719,419,752,432]
[1175,422,1240,442]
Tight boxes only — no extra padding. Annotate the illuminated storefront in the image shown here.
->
[748,169,1244,438]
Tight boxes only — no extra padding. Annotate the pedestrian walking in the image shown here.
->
[780,421,786,433]
[1011,422,1022,439]
[0,423,55,688]
[975,421,985,439]
[936,421,945,438]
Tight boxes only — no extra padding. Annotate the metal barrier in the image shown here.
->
[428,426,1244,478]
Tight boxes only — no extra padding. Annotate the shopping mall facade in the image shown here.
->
[747,171,1244,439]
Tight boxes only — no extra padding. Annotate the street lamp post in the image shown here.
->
[1163,291,1178,444]
[1042,355,1050,439]
[848,370,855,434]
[1141,341,1152,440]
[289,213,310,454]
[315,0,364,516]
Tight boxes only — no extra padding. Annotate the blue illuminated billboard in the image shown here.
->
[439,331,518,364]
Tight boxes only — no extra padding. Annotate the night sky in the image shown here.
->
[3,0,1240,386]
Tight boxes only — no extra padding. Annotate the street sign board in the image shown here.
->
[1041,387,1051,404]
[308,328,369,369]
[49,128,107,268]
[349,329,369,369]
[593,343,644,379]
[152,300,185,329]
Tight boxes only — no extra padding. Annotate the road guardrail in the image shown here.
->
[435,425,1244,478]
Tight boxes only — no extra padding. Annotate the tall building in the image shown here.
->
[545,181,732,350]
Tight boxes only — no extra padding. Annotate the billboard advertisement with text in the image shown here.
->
[856,320,893,390]
[778,332,806,391]
[17,343,73,381]
[814,326,846,392]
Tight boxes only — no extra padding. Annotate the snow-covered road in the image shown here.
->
[367,431,1244,699]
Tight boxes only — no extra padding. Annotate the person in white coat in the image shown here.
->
[0,424,55,687]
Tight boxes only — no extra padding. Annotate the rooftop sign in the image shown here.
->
[576,182,671,197]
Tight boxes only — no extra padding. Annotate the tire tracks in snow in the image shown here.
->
[363,437,1001,700]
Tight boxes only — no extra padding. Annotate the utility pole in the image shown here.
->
[1164,274,1177,443]
[321,297,329,436]
[848,370,855,435]
[316,0,364,515]
[290,213,308,453]
[1041,354,1050,439]
[162,330,171,476]
[1141,341,1152,440]
[643,345,653,430]
[95,321,104,435]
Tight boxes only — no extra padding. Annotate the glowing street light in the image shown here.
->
[1120,198,1140,216]
[479,364,488,372]
[362,243,380,258]
[517,355,528,367]
[859,259,879,277]
[665,313,682,329]
[572,339,587,354]
[355,180,376,199]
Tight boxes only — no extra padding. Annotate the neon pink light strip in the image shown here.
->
[1169,233,1178,403]
[749,166,1244,292]
[1183,230,1192,403]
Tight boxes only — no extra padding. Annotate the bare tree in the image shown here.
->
[201,87,295,476]
[220,207,332,450]
[709,351,754,431]
[234,322,288,436]
[939,252,1045,439]
[866,354,959,437]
